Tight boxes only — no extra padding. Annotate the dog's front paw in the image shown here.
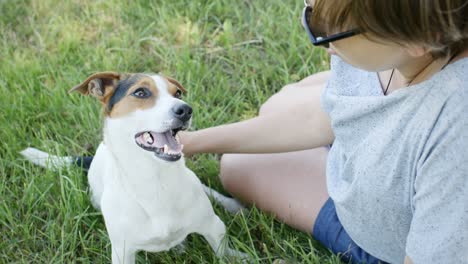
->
[222,198,247,214]
[202,184,247,214]
[224,248,250,263]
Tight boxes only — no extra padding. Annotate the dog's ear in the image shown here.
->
[69,72,122,100]
[166,76,187,93]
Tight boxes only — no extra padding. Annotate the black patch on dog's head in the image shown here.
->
[107,74,143,112]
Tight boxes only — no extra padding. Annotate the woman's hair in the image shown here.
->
[310,0,468,58]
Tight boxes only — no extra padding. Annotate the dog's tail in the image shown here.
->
[20,147,93,172]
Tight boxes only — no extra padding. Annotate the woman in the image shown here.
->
[180,0,468,263]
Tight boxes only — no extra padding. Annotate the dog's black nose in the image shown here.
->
[171,104,193,122]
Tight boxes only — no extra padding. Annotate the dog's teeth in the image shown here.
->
[175,134,180,142]
[144,132,153,144]
[164,144,168,154]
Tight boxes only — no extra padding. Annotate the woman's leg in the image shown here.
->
[219,71,330,233]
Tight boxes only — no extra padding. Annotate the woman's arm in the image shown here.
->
[404,88,468,263]
[180,71,334,155]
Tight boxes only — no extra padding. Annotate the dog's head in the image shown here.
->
[71,72,190,162]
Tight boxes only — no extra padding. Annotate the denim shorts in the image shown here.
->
[313,198,389,264]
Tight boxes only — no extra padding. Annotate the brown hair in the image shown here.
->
[310,0,468,58]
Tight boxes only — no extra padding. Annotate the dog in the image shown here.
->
[21,72,246,263]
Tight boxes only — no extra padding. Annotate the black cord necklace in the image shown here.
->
[383,52,459,96]
[383,69,395,95]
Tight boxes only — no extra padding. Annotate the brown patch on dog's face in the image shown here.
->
[166,77,187,93]
[108,75,160,118]
[167,81,179,96]
[70,73,187,119]
[164,76,187,100]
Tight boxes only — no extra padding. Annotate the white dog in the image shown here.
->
[21,72,246,263]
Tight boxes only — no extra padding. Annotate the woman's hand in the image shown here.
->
[179,131,196,158]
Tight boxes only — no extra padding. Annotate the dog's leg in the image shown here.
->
[172,240,187,254]
[111,243,136,264]
[202,184,246,214]
[198,215,248,259]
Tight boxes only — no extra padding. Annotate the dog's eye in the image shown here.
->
[132,88,151,98]
[174,89,182,99]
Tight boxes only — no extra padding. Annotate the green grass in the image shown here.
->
[0,0,338,263]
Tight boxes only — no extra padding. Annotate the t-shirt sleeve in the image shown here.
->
[405,89,468,263]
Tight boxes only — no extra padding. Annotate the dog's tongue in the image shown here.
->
[137,131,182,152]
[151,131,181,152]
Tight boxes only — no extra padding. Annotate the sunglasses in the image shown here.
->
[302,0,360,48]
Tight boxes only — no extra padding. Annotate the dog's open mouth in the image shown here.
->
[134,128,184,162]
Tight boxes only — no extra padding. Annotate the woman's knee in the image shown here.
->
[258,95,278,116]
[219,154,250,197]
[259,71,330,116]
[258,84,296,115]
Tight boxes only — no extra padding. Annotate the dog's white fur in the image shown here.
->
[21,74,245,263]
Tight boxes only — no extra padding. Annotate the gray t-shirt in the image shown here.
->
[321,56,468,263]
